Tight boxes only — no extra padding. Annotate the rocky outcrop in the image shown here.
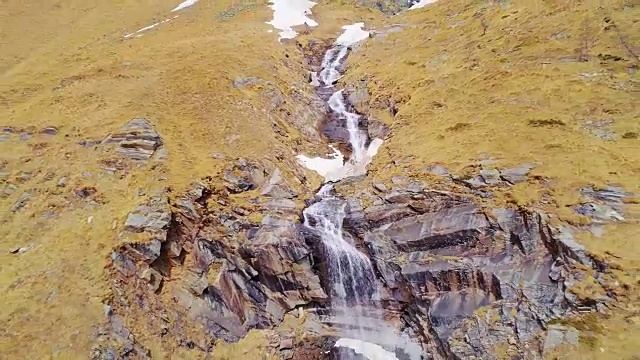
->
[108,175,324,353]
[333,182,611,359]
[102,118,164,160]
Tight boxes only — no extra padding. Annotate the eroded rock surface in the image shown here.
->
[103,172,616,359]
[108,178,325,353]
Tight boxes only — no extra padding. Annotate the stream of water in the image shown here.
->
[301,39,422,360]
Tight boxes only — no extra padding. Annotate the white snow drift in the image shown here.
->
[266,0,318,40]
[409,0,439,10]
[171,0,199,12]
[335,338,398,360]
[336,22,370,46]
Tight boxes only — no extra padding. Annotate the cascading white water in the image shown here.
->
[300,28,422,360]
[327,90,367,163]
[303,185,379,305]
[319,46,349,85]
[297,40,383,182]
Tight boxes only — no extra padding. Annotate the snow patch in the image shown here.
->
[335,338,398,360]
[336,22,370,46]
[296,145,345,182]
[124,16,179,38]
[297,139,383,183]
[172,0,198,12]
[266,0,318,40]
[409,0,439,10]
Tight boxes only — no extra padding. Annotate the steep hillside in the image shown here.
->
[1,0,326,358]
[1,0,638,359]
[343,0,639,358]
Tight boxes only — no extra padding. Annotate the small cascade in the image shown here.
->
[296,32,382,182]
[327,90,368,163]
[302,185,379,306]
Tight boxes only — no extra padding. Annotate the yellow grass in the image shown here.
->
[1,0,638,358]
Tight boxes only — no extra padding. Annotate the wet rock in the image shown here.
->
[10,192,31,212]
[103,118,163,160]
[500,164,533,184]
[543,325,579,352]
[243,220,327,307]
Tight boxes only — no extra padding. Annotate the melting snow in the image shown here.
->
[409,0,439,10]
[266,0,318,40]
[296,145,345,182]
[297,139,383,183]
[335,338,398,360]
[336,22,370,46]
[124,15,179,38]
[172,0,198,12]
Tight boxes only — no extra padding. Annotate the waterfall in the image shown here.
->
[300,31,422,360]
[302,187,379,305]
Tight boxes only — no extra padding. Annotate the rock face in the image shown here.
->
[105,171,611,359]
[335,182,609,358]
[108,178,325,352]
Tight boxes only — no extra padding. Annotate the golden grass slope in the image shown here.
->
[0,0,325,358]
[348,1,638,205]
[345,0,639,358]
